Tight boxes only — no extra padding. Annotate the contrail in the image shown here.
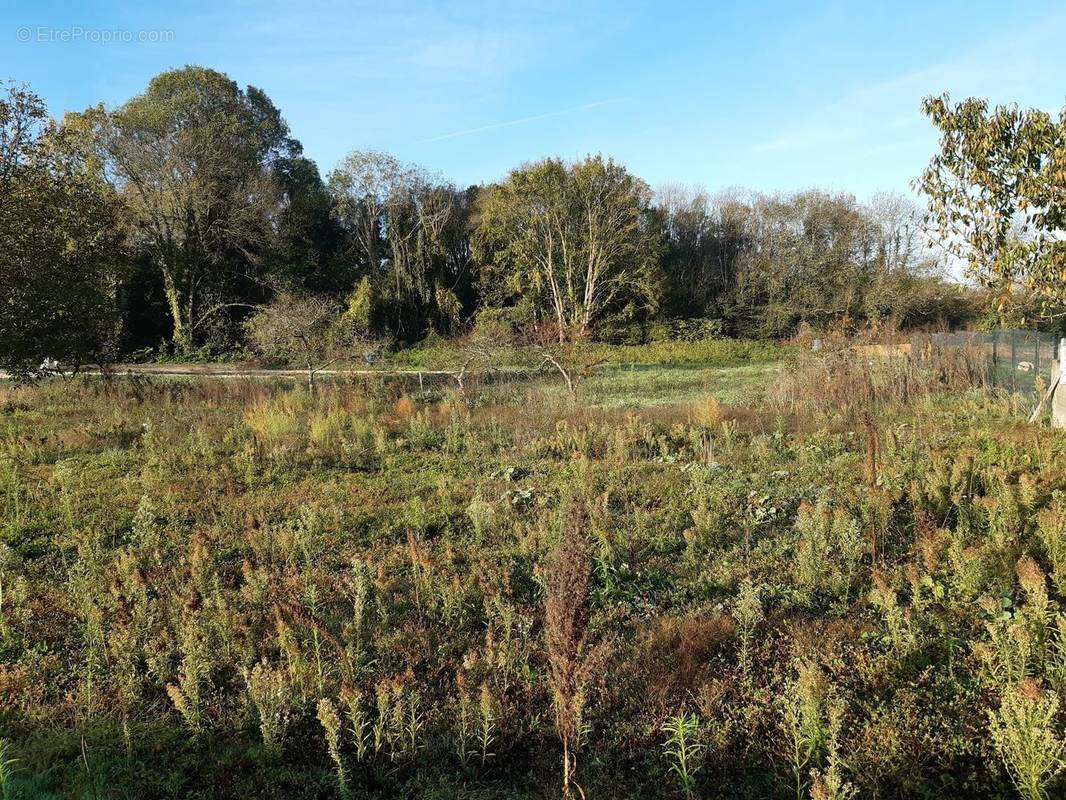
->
[418,99,617,143]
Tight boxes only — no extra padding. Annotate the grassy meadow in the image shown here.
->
[1,343,1065,799]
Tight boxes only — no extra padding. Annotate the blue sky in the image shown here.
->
[3,0,1065,198]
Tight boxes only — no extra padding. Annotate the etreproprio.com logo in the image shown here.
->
[16,26,175,44]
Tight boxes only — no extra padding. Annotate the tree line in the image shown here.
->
[3,66,1060,376]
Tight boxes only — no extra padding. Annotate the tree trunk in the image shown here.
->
[163,272,190,352]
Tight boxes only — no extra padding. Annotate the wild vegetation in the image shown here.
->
[1,343,1064,798]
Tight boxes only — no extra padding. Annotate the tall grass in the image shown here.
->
[0,739,19,800]
[773,342,988,418]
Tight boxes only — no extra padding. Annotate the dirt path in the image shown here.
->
[1,363,463,380]
[105,363,458,377]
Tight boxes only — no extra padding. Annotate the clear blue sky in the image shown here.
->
[4,0,1065,198]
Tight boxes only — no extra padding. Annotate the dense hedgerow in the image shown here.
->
[0,350,1064,799]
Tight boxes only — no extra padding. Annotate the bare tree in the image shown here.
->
[867,192,931,276]
[521,324,604,401]
[328,150,408,277]
[244,292,373,391]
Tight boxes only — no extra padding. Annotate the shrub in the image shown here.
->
[989,680,1066,800]
[244,661,294,756]
[781,661,831,800]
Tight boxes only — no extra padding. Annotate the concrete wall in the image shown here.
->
[1055,341,1066,429]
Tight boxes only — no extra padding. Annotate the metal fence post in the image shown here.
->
[1035,331,1041,385]
[1011,329,1017,392]
[991,330,998,387]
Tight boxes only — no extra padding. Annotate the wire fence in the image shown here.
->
[912,329,1061,395]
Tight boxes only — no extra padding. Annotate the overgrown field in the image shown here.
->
[1,350,1065,799]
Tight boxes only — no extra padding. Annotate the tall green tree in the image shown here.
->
[919,94,1066,321]
[265,155,348,293]
[732,191,878,336]
[83,66,301,351]
[329,150,475,340]
[474,155,660,342]
[0,83,124,378]
[652,186,953,337]
[655,185,750,319]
